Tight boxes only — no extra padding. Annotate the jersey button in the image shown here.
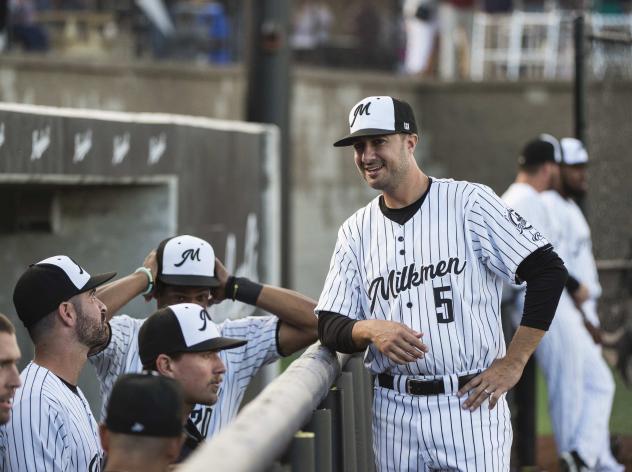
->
[399,249,405,255]
[398,236,404,242]
[407,302,413,308]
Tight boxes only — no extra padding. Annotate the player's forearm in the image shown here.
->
[257,285,318,333]
[96,272,148,320]
[504,325,546,371]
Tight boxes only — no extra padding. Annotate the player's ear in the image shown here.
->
[405,133,418,153]
[99,424,110,452]
[155,353,175,377]
[57,301,76,327]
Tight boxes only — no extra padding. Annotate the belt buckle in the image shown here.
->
[406,379,415,395]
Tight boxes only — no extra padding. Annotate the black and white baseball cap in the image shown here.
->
[13,255,116,328]
[156,235,220,288]
[333,96,418,147]
[519,134,562,167]
[560,137,588,166]
[106,372,185,438]
[139,303,247,368]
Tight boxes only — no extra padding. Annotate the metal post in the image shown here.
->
[319,388,344,472]
[515,357,537,467]
[574,14,586,144]
[245,0,291,286]
[305,409,333,472]
[344,356,369,472]
[335,372,358,472]
[290,431,316,472]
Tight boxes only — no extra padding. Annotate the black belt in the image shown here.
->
[377,373,478,396]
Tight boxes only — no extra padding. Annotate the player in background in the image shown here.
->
[137,303,246,462]
[1,256,116,471]
[100,373,186,472]
[540,138,623,472]
[90,234,317,439]
[317,96,567,471]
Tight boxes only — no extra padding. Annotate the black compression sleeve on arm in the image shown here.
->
[318,311,361,354]
[516,244,568,331]
[565,274,580,294]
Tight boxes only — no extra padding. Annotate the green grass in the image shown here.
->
[536,366,632,435]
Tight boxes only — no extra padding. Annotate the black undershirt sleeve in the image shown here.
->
[565,274,580,294]
[318,311,361,354]
[516,244,568,331]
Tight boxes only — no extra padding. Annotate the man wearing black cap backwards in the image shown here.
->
[137,303,246,462]
[100,373,186,472]
[0,255,116,471]
[90,234,317,440]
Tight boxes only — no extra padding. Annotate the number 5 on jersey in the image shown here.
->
[434,285,454,323]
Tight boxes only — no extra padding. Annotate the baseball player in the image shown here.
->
[137,303,246,462]
[0,313,21,427]
[89,234,317,439]
[540,138,623,472]
[0,255,116,471]
[317,96,567,471]
[100,373,186,472]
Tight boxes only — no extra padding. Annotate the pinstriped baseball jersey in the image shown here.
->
[316,178,548,377]
[0,362,103,471]
[89,312,280,438]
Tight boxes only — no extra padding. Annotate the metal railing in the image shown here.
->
[180,343,375,472]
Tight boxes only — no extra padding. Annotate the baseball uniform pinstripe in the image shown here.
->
[0,362,103,471]
[89,312,280,438]
[317,178,548,471]
[540,190,622,471]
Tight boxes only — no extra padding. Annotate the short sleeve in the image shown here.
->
[315,225,365,320]
[467,185,549,284]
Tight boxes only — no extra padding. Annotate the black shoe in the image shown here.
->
[559,451,590,472]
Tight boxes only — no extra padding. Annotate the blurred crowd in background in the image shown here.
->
[0,0,631,79]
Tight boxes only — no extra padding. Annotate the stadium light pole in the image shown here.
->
[245,0,292,288]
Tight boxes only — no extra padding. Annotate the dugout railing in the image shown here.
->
[180,343,375,472]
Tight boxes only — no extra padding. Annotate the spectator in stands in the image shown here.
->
[403,0,438,76]
[9,0,49,52]
[291,0,333,64]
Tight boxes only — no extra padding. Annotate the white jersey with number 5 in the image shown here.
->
[316,178,548,376]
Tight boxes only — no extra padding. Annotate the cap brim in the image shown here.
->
[333,129,400,147]
[188,336,247,353]
[159,274,221,288]
[81,272,117,293]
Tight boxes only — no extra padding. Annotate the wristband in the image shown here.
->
[225,276,262,305]
[134,266,154,295]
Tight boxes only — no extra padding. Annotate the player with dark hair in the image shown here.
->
[137,303,246,462]
[1,256,116,471]
[317,96,567,471]
[100,373,186,472]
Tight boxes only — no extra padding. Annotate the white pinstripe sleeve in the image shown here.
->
[315,222,365,319]
[89,315,144,421]
[467,184,549,284]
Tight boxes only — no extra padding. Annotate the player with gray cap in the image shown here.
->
[137,303,246,462]
[100,373,186,472]
[90,234,317,440]
[0,255,116,471]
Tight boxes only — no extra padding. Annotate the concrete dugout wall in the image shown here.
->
[0,102,280,415]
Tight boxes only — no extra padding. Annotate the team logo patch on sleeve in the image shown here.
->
[506,209,543,242]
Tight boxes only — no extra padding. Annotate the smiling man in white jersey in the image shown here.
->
[0,256,116,471]
[317,96,568,471]
[90,234,318,440]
